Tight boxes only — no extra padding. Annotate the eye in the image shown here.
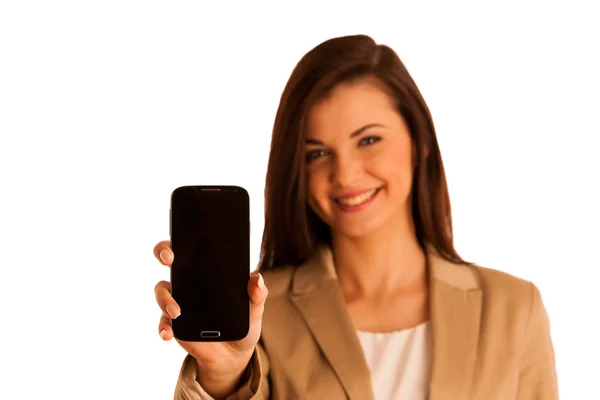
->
[358,136,381,146]
[306,149,329,162]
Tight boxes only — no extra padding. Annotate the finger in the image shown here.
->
[153,240,174,266]
[154,280,181,319]
[248,273,268,326]
[158,312,174,341]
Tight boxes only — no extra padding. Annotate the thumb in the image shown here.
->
[248,273,268,324]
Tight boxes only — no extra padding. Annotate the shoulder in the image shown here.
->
[431,249,540,307]
[259,247,334,298]
[260,264,296,298]
[460,262,546,327]
[467,263,540,302]
[470,263,534,293]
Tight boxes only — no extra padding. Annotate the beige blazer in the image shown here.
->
[174,246,558,399]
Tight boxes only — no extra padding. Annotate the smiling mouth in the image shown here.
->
[335,187,382,206]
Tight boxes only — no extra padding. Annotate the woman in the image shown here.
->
[153,34,558,399]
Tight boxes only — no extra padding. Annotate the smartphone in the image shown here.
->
[169,185,250,342]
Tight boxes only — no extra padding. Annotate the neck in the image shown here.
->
[331,215,427,301]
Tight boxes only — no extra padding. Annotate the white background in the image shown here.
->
[1,1,598,399]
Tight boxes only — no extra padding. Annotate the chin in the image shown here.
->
[331,218,386,240]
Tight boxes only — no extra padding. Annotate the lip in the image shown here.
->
[332,187,381,200]
[332,186,383,213]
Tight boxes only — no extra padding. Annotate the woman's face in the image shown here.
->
[305,78,416,239]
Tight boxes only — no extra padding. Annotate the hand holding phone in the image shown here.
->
[153,186,269,398]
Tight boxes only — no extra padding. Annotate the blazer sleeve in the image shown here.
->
[173,343,271,400]
[517,283,559,399]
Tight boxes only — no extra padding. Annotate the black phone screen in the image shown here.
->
[169,185,250,342]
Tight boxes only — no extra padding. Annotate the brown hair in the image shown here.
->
[258,34,468,271]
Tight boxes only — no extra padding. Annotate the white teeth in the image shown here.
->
[337,189,378,206]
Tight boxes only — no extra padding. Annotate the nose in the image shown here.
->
[330,154,362,187]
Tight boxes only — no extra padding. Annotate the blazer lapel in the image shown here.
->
[289,247,374,400]
[288,245,483,400]
[427,251,482,400]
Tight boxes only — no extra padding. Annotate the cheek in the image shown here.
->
[374,147,414,189]
[306,167,331,209]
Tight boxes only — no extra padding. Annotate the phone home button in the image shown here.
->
[200,331,221,338]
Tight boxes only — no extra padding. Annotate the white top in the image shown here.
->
[356,321,432,400]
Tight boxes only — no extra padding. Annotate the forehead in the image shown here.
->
[306,79,398,136]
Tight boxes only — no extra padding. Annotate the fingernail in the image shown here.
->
[160,329,167,339]
[257,273,265,291]
[166,304,180,319]
[159,249,172,264]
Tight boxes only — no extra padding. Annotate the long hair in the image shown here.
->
[258,34,467,271]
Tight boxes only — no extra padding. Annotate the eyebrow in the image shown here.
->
[305,123,385,145]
